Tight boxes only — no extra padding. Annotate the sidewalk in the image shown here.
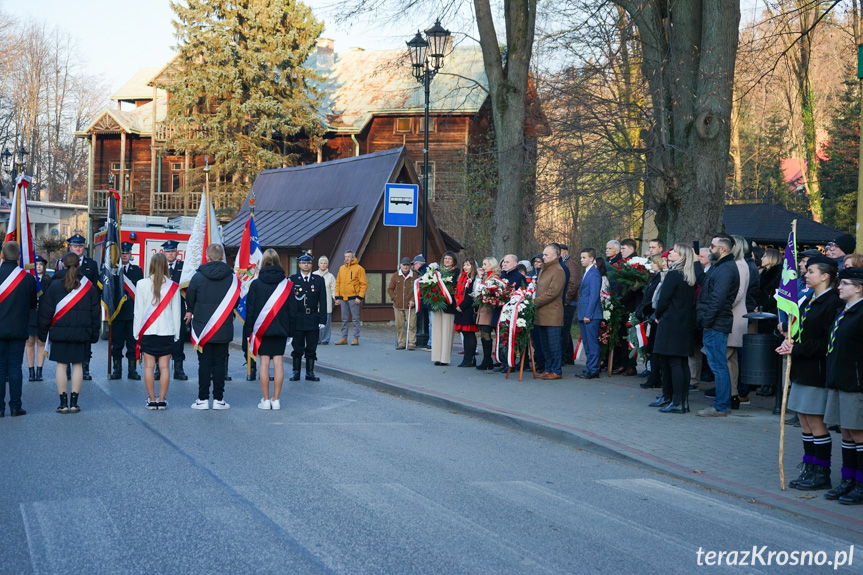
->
[234,323,863,535]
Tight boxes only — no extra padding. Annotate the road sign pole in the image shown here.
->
[397,226,402,271]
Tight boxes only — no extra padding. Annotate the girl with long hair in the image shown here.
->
[474,257,500,371]
[26,256,51,382]
[455,258,479,367]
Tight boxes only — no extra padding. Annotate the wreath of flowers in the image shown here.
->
[473,276,512,309]
[416,264,456,313]
[611,256,652,291]
[497,286,537,366]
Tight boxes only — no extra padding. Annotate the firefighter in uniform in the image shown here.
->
[288,254,326,381]
[57,234,99,380]
[159,240,189,381]
[109,242,143,380]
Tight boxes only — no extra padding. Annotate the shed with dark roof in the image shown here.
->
[223,147,457,321]
[723,203,846,246]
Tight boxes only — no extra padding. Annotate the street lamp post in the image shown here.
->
[407,20,450,349]
[2,145,29,177]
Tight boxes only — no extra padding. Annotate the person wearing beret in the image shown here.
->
[159,240,189,382]
[25,255,51,382]
[109,242,144,381]
[288,254,326,382]
[56,234,99,381]
[822,266,863,503]
[776,256,843,491]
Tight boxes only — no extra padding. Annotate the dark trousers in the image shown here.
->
[197,342,228,401]
[0,339,25,412]
[661,354,690,403]
[531,325,545,370]
[291,329,319,361]
[172,320,186,363]
[561,304,576,364]
[579,320,600,375]
[111,319,135,360]
[538,325,562,375]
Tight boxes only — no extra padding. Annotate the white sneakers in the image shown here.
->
[258,399,271,410]
[191,399,209,410]
[212,399,230,410]
[270,399,280,410]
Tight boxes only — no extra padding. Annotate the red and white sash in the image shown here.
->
[248,278,292,358]
[135,280,179,360]
[123,274,137,301]
[192,276,241,352]
[44,276,91,356]
[0,267,27,305]
[413,269,453,310]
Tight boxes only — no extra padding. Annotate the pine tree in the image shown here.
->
[164,0,324,210]
[820,63,859,235]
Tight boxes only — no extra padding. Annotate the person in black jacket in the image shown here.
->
[822,266,863,503]
[636,256,663,391]
[39,252,100,414]
[776,257,842,491]
[653,245,698,414]
[109,242,144,381]
[455,258,479,367]
[695,234,740,417]
[162,240,189,381]
[0,242,38,417]
[287,254,326,382]
[244,250,292,410]
[25,255,50,382]
[185,244,237,410]
[57,234,99,381]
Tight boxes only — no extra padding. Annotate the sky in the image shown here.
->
[3,0,417,92]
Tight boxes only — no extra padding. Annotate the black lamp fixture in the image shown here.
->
[1,145,28,175]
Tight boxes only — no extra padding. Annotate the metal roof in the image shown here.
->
[222,206,355,248]
[317,45,489,133]
[111,67,167,102]
[723,203,845,246]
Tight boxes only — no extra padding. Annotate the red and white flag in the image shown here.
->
[635,322,649,348]
[179,187,224,288]
[5,175,39,289]
[573,337,584,362]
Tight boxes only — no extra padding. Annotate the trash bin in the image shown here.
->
[740,333,780,387]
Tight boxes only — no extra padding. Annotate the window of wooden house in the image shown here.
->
[395,118,412,133]
[415,161,436,202]
[171,162,183,193]
[418,118,436,133]
[364,273,383,304]
[109,162,132,191]
[384,273,394,304]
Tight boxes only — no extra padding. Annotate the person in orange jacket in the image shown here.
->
[334,250,367,345]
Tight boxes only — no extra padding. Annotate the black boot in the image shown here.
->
[246,360,257,381]
[476,339,493,371]
[305,358,320,381]
[28,367,35,382]
[224,356,232,381]
[648,395,671,407]
[839,483,863,505]
[659,392,685,413]
[796,465,831,491]
[56,392,69,414]
[825,478,856,500]
[35,366,43,381]
[69,392,80,413]
[289,357,302,381]
[789,462,814,489]
[108,358,122,380]
[458,335,477,367]
[82,360,92,381]
[173,362,188,381]
[127,359,141,380]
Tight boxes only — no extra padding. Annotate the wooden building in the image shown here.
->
[222,147,461,321]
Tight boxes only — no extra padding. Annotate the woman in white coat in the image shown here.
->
[134,252,181,410]
[314,256,337,344]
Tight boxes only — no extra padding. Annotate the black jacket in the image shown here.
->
[168,259,187,317]
[696,254,739,333]
[116,263,144,321]
[287,272,326,330]
[825,299,863,393]
[635,273,662,322]
[454,274,477,327]
[0,261,38,340]
[792,289,843,388]
[186,261,237,344]
[500,268,526,289]
[757,265,781,315]
[653,270,697,357]
[38,269,100,344]
[29,272,52,330]
[243,266,292,341]
[745,258,760,313]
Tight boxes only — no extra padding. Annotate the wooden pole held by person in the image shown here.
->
[778,219,797,491]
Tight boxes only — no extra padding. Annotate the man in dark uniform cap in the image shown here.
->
[109,242,143,380]
[288,254,326,381]
[160,240,189,381]
[58,234,100,380]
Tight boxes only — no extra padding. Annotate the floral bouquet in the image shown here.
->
[414,264,455,313]
[474,277,512,309]
[626,313,649,360]
[611,256,652,291]
[599,291,627,355]
[496,283,537,367]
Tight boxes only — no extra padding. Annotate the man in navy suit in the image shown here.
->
[576,248,604,379]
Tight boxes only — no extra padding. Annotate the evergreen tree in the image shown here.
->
[164,0,324,209]
[820,64,859,235]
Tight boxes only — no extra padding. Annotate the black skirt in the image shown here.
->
[140,335,174,358]
[258,336,287,357]
[49,341,89,364]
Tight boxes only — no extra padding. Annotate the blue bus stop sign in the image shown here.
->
[383,183,419,227]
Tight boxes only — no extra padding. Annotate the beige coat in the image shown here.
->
[728,259,750,347]
[313,269,336,313]
[534,260,565,327]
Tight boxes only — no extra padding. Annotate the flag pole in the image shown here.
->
[778,219,797,490]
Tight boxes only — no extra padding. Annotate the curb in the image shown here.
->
[315,361,863,537]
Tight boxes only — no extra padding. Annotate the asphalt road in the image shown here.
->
[1,344,861,574]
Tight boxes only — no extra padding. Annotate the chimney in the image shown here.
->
[316,38,334,70]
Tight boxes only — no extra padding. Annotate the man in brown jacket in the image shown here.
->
[535,244,566,380]
[559,244,581,365]
[387,257,417,350]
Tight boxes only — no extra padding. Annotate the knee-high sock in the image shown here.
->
[841,441,857,480]
[810,434,832,468]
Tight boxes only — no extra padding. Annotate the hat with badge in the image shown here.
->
[839,267,863,281]
[805,255,837,269]
[400,257,412,265]
[121,241,134,253]
[833,234,856,256]
[67,234,86,246]
[298,254,313,263]
[34,254,46,263]
[161,240,179,251]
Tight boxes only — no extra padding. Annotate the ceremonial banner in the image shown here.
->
[775,224,800,341]
[235,214,262,322]
[179,188,224,288]
[98,190,125,323]
[5,175,40,293]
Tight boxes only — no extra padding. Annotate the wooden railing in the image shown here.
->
[153,123,209,142]
[152,191,201,215]
[91,189,135,212]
